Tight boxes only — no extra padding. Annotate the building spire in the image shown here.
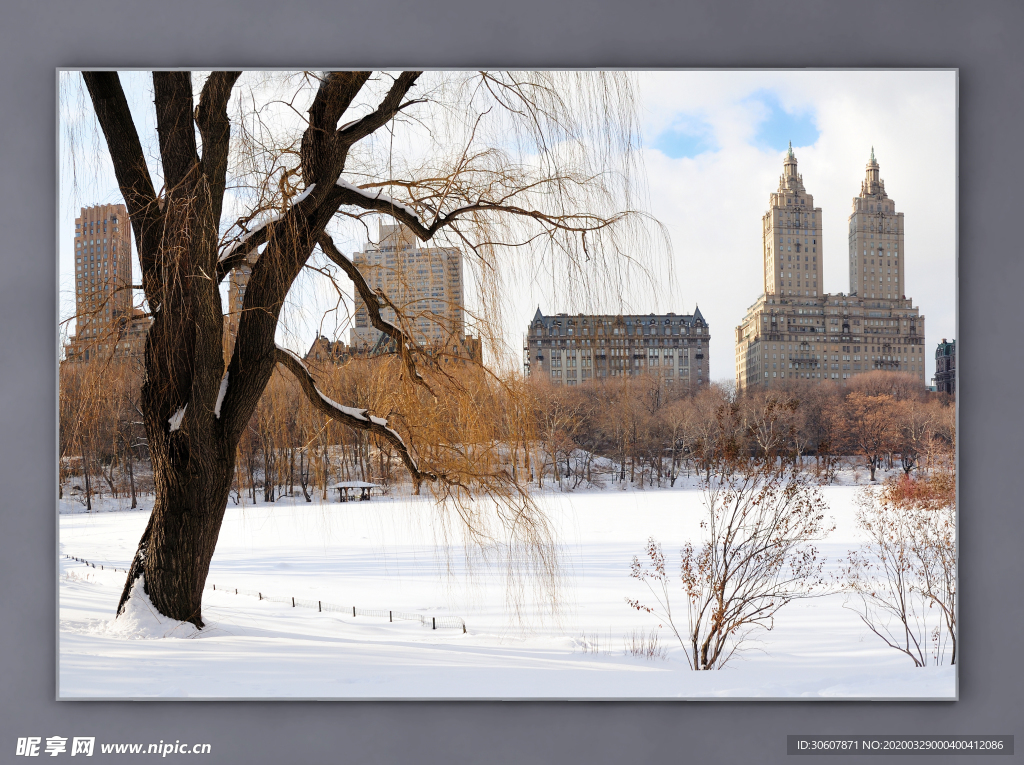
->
[787,140,794,159]
[870,145,875,163]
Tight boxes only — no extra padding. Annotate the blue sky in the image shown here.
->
[651,89,821,160]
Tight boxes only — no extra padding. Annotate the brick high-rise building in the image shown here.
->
[735,147,927,390]
[64,203,150,362]
[349,223,465,350]
[524,308,709,386]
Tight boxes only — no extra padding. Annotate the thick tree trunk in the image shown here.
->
[117,423,236,628]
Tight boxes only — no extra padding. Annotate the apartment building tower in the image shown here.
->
[525,309,709,386]
[349,224,465,350]
[735,147,927,390]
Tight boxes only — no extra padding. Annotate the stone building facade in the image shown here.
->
[934,338,956,395]
[735,148,927,390]
[524,308,709,386]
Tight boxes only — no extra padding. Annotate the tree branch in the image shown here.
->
[274,345,435,483]
[152,72,201,191]
[81,72,163,282]
[196,71,242,225]
[328,179,625,243]
[316,233,432,394]
[300,71,371,185]
[216,222,271,281]
[337,71,422,146]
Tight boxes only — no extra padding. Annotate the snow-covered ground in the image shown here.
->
[58,472,955,699]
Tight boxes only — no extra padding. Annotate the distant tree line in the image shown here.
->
[61,359,954,508]
[526,370,954,489]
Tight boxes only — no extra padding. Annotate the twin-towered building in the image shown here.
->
[524,146,928,392]
[734,145,927,390]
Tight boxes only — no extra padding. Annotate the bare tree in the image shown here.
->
[689,384,736,480]
[842,471,956,666]
[844,392,900,481]
[627,461,832,669]
[73,70,657,626]
[848,370,922,401]
[741,390,798,465]
[661,396,696,485]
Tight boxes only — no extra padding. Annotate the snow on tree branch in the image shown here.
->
[213,373,229,419]
[335,179,423,226]
[216,184,317,280]
[273,346,435,483]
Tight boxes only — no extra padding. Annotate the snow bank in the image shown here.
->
[59,485,956,699]
[105,577,201,640]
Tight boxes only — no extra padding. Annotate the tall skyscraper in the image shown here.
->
[735,148,927,390]
[848,147,905,300]
[763,143,823,299]
[349,223,465,349]
[64,203,145,362]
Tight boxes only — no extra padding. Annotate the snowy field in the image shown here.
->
[58,473,955,699]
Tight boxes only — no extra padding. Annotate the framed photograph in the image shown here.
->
[58,69,956,700]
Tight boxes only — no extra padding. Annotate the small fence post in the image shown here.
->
[389,611,392,623]
[292,597,295,607]
[235,589,238,595]
[353,606,356,617]
[259,592,262,600]
[213,584,215,590]
[318,601,321,612]
[463,623,466,634]
[432,617,436,630]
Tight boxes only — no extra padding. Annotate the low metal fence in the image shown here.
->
[62,554,466,633]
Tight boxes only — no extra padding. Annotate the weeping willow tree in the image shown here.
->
[72,70,662,627]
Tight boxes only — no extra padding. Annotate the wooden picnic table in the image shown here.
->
[327,481,380,502]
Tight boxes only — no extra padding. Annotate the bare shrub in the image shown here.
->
[627,461,832,669]
[623,628,668,661]
[842,471,956,666]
